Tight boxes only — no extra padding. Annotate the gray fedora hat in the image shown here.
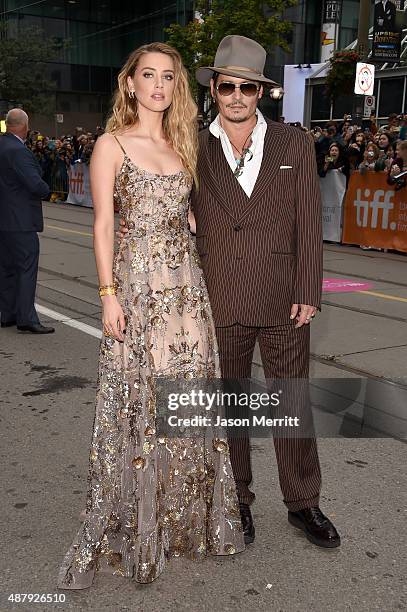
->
[196,35,279,87]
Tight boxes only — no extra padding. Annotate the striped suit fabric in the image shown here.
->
[191,119,323,327]
[190,119,323,511]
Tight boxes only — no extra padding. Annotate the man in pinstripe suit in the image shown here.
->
[191,36,340,549]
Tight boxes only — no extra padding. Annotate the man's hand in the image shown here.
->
[188,208,196,235]
[116,217,128,240]
[290,304,317,328]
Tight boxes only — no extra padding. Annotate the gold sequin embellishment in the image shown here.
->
[57,159,244,591]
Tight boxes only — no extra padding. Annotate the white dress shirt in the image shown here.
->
[209,109,267,197]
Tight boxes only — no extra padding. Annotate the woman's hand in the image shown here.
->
[390,163,401,176]
[101,295,126,342]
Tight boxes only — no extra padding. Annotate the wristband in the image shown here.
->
[99,285,116,297]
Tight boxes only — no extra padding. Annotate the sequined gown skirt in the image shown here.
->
[57,164,245,589]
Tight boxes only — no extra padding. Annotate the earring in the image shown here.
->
[128,90,135,99]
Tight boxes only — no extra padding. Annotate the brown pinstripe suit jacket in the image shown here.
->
[190,118,323,327]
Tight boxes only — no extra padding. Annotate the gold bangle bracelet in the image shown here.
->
[99,285,116,297]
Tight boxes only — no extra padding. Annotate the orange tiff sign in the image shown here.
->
[342,171,407,253]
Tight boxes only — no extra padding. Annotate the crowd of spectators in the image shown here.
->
[307,112,407,188]
[24,113,407,202]
[277,112,407,188]
[295,112,407,250]
[26,127,104,201]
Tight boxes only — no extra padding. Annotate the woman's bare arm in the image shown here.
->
[90,133,126,342]
[91,134,117,286]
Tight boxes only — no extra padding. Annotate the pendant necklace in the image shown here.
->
[220,119,255,178]
[230,132,254,178]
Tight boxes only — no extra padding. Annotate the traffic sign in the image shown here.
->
[364,95,375,118]
[354,62,375,96]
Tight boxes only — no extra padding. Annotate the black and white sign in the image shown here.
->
[364,95,376,118]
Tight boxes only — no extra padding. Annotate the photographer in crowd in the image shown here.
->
[346,130,366,168]
[387,139,407,188]
[374,132,395,171]
[342,124,357,148]
[317,141,350,186]
[381,113,400,136]
[359,143,381,174]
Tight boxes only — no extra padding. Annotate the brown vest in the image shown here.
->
[190,119,323,327]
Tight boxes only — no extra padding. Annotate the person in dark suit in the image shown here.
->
[190,36,340,549]
[0,109,54,333]
[374,0,397,31]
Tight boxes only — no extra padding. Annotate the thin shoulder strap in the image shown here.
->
[113,135,127,156]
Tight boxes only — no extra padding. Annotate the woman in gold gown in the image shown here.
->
[57,42,244,590]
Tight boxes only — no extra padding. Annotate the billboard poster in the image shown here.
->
[320,0,342,62]
[372,0,404,62]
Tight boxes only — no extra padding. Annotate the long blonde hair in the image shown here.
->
[106,42,198,185]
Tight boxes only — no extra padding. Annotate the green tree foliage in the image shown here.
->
[325,50,361,100]
[0,23,66,114]
[166,0,297,93]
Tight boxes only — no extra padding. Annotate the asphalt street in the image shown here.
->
[1,201,406,612]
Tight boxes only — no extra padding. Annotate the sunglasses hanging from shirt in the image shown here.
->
[216,82,260,97]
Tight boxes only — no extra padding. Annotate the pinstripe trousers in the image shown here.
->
[216,323,322,512]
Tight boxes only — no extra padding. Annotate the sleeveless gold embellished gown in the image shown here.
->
[57,143,245,590]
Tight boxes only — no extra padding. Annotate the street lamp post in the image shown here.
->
[356,0,371,60]
[352,0,371,126]
[270,86,284,121]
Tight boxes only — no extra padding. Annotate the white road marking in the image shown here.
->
[35,303,102,339]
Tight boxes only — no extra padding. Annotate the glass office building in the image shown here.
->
[0,0,194,132]
[0,0,359,132]
[264,0,359,83]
